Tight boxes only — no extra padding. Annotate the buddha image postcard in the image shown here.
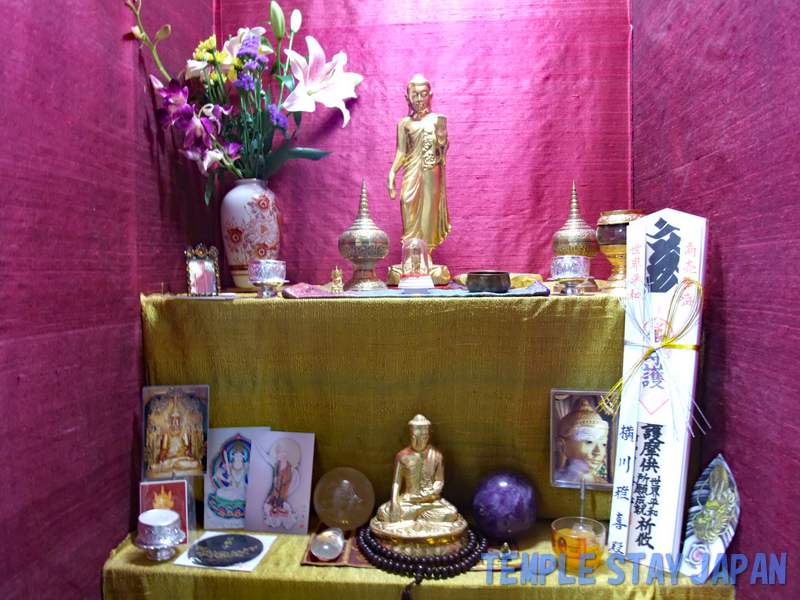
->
[142,386,209,480]
[244,431,315,535]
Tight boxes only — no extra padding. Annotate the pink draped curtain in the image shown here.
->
[217,0,631,283]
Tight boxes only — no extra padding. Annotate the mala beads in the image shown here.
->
[357,526,487,598]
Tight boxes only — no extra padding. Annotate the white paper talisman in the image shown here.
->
[606,208,707,568]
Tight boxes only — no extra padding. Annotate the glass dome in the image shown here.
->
[401,238,430,278]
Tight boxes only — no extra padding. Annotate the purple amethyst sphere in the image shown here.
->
[472,471,537,541]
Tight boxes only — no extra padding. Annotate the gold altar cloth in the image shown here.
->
[103,521,734,600]
[142,293,624,520]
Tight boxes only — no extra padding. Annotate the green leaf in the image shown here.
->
[287,147,333,161]
[275,74,295,93]
[292,111,302,129]
[262,140,292,180]
[257,34,274,53]
[205,172,217,205]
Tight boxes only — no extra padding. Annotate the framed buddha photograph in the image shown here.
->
[185,244,220,296]
[550,389,617,491]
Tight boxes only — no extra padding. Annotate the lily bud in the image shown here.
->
[290,9,302,34]
[155,24,171,41]
[270,1,286,41]
[131,26,143,40]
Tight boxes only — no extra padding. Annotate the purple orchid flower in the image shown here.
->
[175,105,214,150]
[199,104,232,134]
[157,79,189,107]
[150,76,190,129]
[222,141,243,162]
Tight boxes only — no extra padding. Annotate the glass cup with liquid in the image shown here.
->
[551,516,606,572]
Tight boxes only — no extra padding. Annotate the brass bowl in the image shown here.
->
[466,271,511,293]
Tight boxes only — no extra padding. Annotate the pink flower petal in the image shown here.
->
[305,36,327,87]
[284,49,309,87]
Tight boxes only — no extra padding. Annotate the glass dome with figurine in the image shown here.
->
[398,238,434,292]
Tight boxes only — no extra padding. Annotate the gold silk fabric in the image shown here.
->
[116,295,735,599]
[103,523,734,600]
[141,293,623,520]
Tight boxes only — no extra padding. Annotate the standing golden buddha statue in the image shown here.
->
[387,75,452,286]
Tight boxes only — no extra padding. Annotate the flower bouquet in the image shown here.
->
[128,0,363,286]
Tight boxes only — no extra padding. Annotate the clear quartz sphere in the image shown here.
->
[310,528,345,561]
[313,467,375,530]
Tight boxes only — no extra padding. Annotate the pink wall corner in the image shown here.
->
[0,1,212,598]
[631,1,800,595]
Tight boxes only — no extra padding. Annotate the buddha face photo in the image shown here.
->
[550,390,616,490]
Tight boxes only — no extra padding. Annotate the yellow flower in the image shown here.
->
[197,35,216,51]
[209,71,219,82]
[213,50,230,64]
[194,49,213,61]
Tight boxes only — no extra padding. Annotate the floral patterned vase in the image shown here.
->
[220,179,281,289]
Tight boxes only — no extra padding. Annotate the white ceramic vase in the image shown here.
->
[220,179,281,289]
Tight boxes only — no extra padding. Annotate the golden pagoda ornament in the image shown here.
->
[551,182,600,258]
[338,180,390,291]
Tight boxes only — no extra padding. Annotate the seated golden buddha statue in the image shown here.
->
[370,415,467,545]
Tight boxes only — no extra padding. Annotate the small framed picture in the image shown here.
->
[550,389,616,491]
[143,385,209,480]
[185,244,220,296]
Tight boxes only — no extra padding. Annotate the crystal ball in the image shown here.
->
[472,471,538,541]
[310,527,345,561]
[313,467,375,531]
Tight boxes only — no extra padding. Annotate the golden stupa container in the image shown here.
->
[338,180,390,291]
[552,182,600,258]
[596,209,646,292]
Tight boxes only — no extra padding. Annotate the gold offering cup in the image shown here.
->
[551,516,606,572]
[596,209,646,293]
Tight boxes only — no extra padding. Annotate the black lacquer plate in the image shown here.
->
[189,534,264,567]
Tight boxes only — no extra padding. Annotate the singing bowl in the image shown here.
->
[466,271,511,293]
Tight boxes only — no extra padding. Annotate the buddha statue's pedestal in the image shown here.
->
[369,516,469,557]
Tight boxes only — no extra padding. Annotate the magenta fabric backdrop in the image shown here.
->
[632,0,800,595]
[218,0,631,284]
[0,1,212,598]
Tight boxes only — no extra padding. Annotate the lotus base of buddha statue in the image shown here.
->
[369,515,468,558]
[387,263,450,286]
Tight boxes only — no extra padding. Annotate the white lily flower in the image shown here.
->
[283,36,363,127]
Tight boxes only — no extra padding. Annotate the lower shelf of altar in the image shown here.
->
[103,520,734,600]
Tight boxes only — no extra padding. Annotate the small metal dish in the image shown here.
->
[465,271,511,293]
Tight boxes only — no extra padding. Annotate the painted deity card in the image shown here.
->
[244,431,315,535]
[140,479,191,544]
[204,427,271,530]
[550,389,616,491]
[143,386,209,480]
[679,455,740,580]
